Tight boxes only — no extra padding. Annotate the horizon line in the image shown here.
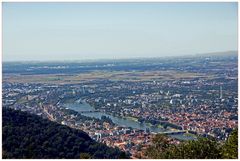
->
[3,50,238,63]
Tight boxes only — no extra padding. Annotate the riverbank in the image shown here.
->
[63,100,197,140]
[124,116,138,122]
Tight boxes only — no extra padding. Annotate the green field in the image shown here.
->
[4,70,214,85]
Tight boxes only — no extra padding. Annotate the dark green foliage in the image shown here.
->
[145,134,174,159]
[118,152,129,159]
[146,131,238,159]
[80,153,91,159]
[221,128,238,159]
[164,138,222,159]
[2,108,128,159]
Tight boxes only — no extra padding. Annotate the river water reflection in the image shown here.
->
[63,101,197,140]
[64,102,165,133]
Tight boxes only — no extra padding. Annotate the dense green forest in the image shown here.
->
[2,108,128,159]
[2,108,238,159]
[145,129,238,159]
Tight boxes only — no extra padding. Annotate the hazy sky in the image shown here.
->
[3,2,238,61]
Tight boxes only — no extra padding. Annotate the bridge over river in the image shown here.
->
[79,110,100,113]
[158,130,188,135]
[64,102,197,140]
[78,110,188,135]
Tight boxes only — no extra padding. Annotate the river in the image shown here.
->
[63,101,197,140]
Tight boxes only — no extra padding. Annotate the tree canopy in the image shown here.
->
[145,130,238,159]
[2,108,129,159]
[221,128,238,159]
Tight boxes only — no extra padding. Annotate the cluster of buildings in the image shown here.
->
[2,83,161,158]
[84,78,237,140]
[2,55,238,157]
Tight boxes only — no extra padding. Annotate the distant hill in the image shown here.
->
[2,108,128,159]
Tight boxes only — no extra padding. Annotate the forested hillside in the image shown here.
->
[2,108,128,159]
[145,129,238,159]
